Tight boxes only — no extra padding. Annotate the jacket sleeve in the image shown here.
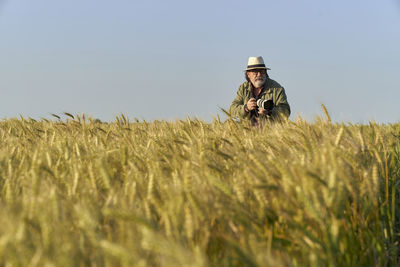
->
[229,85,251,120]
[271,87,290,120]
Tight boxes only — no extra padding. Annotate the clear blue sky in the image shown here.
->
[1,0,399,122]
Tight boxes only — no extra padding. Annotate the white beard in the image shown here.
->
[252,75,266,88]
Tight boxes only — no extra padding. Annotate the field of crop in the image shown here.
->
[0,113,399,266]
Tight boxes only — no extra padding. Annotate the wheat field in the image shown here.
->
[0,113,399,266]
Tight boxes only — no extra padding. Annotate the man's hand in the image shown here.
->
[258,107,269,115]
[246,98,257,112]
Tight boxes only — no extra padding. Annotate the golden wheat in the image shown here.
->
[0,114,398,266]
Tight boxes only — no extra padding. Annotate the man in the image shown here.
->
[229,56,290,125]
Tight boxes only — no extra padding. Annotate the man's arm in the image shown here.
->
[271,87,290,120]
[229,85,251,119]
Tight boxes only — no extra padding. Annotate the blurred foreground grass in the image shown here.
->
[0,115,399,266]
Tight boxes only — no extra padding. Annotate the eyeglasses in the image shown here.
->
[248,69,266,74]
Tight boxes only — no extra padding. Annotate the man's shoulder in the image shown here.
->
[266,78,283,89]
[237,81,251,91]
[239,81,250,88]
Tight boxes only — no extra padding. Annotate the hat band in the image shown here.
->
[247,64,266,69]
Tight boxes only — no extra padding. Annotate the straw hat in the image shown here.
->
[245,56,271,71]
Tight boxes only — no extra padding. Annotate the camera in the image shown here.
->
[256,99,274,111]
[250,99,274,117]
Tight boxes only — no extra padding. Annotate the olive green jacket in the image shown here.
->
[229,78,291,122]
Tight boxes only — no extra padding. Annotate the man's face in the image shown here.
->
[247,69,267,88]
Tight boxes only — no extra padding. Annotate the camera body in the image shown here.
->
[250,99,274,117]
[256,99,274,111]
